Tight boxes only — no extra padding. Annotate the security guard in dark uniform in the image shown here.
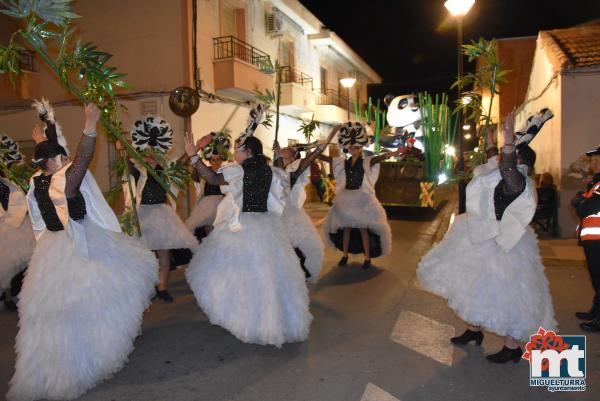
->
[572,145,600,332]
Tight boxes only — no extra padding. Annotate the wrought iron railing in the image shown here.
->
[280,66,313,90]
[316,89,355,111]
[19,50,36,72]
[213,36,272,72]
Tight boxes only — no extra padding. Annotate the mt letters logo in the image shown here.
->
[523,327,586,392]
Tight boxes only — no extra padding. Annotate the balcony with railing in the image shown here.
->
[278,66,316,113]
[314,89,357,123]
[212,36,275,100]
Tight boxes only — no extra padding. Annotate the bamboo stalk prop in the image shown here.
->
[220,105,240,133]
[419,92,448,182]
[274,62,282,142]
[0,1,180,236]
[354,99,360,123]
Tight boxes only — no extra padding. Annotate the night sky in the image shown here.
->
[300,0,600,98]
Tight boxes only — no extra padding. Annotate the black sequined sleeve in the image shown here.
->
[499,145,525,196]
[290,145,328,185]
[0,180,9,211]
[65,134,96,198]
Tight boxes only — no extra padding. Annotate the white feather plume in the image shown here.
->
[31,98,69,156]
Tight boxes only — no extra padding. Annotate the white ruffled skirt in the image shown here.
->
[281,204,324,282]
[417,214,556,342]
[8,219,159,401]
[185,195,223,231]
[186,212,312,347]
[0,218,35,290]
[137,203,198,250]
[324,188,392,257]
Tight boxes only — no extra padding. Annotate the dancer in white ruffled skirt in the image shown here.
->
[323,122,400,269]
[417,112,556,364]
[273,125,339,281]
[184,106,312,347]
[0,136,35,310]
[120,115,198,302]
[186,131,231,240]
[8,103,158,401]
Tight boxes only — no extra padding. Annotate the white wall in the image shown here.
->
[560,71,600,236]
[0,95,187,193]
[190,100,332,158]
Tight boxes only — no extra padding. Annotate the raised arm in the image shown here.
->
[318,154,333,164]
[291,125,340,182]
[65,104,100,197]
[272,140,284,169]
[499,113,525,196]
[484,125,499,159]
[185,132,227,186]
[370,147,403,166]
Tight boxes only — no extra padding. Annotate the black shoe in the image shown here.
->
[362,259,371,270]
[3,299,17,312]
[486,346,523,363]
[575,305,599,321]
[338,256,348,266]
[450,329,484,346]
[155,289,174,303]
[580,317,600,332]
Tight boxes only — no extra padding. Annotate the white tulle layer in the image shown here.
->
[324,189,392,256]
[8,219,158,401]
[186,212,312,347]
[281,204,324,282]
[137,203,199,250]
[417,214,556,342]
[0,219,35,289]
[185,195,223,230]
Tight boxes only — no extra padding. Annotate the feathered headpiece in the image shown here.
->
[338,122,368,152]
[32,98,69,166]
[0,135,23,167]
[236,104,265,147]
[586,145,600,157]
[131,115,174,154]
[515,108,553,146]
[203,131,232,160]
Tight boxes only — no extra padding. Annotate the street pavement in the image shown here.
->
[0,198,598,401]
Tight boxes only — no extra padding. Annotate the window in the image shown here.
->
[320,66,327,94]
[279,40,295,69]
[221,4,245,41]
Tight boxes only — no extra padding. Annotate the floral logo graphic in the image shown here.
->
[522,327,570,372]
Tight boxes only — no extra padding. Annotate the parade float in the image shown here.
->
[369,93,458,208]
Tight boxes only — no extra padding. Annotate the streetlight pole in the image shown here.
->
[340,76,356,122]
[347,87,351,120]
[444,0,474,214]
[456,17,466,214]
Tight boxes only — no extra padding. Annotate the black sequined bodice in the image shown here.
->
[140,166,167,205]
[0,180,8,211]
[345,157,364,190]
[33,175,63,231]
[494,179,523,221]
[33,174,88,231]
[204,182,223,197]
[241,157,272,212]
[67,191,87,221]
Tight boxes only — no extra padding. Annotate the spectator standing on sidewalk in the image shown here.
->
[572,145,600,332]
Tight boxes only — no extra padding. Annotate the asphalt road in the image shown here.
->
[0,201,598,401]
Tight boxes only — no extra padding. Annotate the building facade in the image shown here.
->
[0,0,381,201]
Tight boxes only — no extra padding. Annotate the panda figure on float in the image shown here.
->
[384,94,424,151]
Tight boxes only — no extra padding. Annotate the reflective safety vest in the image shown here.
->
[580,182,600,241]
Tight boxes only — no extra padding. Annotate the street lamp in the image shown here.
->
[340,76,356,121]
[444,0,475,214]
